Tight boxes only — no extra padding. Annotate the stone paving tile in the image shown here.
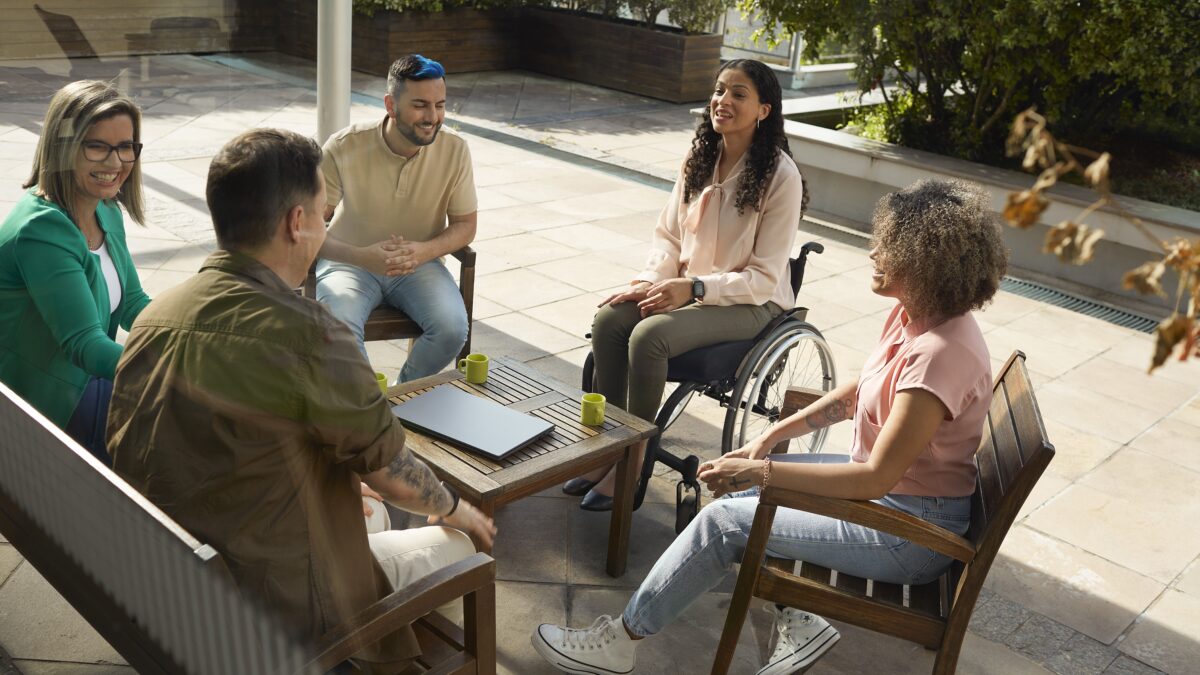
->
[1103,655,1168,674]
[1129,416,1200,474]
[470,233,583,272]
[1117,589,1200,674]
[1043,632,1122,675]
[985,326,1102,379]
[1015,473,1072,522]
[1057,357,1200,415]
[522,293,605,334]
[1033,382,1163,446]
[493,581,567,675]
[1005,613,1077,664]
[1006,308,1135,355]
[540,190,643,221]
[1041,419,1124,482]
[474,268,584,309]
[1175,558,1200,596]
[493,497,571,584]
[530,255,642,292]
[472,312,587,362]
[0,566,124,665]
[536,222,645,251]
[1102,333,1200,387]
[1026,483,1200,586]
[969,592,1034,643]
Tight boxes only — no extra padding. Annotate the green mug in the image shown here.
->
[581,392,606,426]
[375,372,389,395]
[458,353,489,384]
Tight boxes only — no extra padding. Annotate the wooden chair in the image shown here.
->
[304,247,477,362]
[712,351,1055,675]
[0,382,496,675]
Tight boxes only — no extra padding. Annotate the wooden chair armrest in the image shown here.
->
[759,486,975,563]
[306,552,495,671]
[450,245,476,269]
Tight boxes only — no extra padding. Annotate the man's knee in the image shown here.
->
[368,526,477,591]
[425,302,469,347]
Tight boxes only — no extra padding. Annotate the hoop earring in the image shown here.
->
[756,118,761,129]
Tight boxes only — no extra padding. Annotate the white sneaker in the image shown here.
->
[531,614,637,675]
[756,605,840,675]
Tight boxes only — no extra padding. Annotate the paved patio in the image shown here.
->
[0,52,1197,675]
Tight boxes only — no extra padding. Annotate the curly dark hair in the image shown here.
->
[870,179,1009,318]
[682,59,806,215]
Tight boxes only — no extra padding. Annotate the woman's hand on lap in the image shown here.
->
[698,456,764,498]
[599,282,652,308]
[637,278,693,316]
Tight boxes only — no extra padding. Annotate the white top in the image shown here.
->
[90,240,122,314]
[634,148,803,310]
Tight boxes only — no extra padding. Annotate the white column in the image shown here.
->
[317,0,352,144]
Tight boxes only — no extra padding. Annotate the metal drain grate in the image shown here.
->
[999,277,1160,334]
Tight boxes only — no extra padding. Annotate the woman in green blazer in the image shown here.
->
[0,80,151,464]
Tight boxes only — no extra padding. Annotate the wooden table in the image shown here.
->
[387,357,657,577]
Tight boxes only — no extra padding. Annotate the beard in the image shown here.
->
[395,117,440,147]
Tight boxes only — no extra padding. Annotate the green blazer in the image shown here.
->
[0,190,151,427]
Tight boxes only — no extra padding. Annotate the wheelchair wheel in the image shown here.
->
[721,322,836,454]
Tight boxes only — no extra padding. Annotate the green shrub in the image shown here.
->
[742,0,1200,165]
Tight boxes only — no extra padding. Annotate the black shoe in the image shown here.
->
[562,477,598,497]
[580,489,614,512]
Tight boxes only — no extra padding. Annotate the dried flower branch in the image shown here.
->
[1005,107,1200,373]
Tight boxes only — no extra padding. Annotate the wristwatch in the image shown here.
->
[691,277,705,300]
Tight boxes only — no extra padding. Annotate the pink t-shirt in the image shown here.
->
[849,304,992,497]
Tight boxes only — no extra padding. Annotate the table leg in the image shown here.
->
[606,443,637,577]
[476,498,496,555]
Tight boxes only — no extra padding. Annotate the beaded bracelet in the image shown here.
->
[762,458,773,490]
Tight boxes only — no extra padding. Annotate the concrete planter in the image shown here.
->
[520,8,723,103]
[784,120,1200,312]
[277,3,522,75]
[274,4,721,103]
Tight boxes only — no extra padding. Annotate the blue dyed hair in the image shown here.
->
[387,54,446,96]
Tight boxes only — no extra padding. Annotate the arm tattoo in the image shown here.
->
[386,452,452,515]
[806,396,855,430]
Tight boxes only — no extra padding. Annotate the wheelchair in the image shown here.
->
[581,242,838,533]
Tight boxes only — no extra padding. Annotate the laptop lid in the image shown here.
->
[391,385,555,461]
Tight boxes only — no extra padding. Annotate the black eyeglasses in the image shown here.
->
[81,141,143,163]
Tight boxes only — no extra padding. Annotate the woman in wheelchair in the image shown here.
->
[532,179,1008,675]
[563,59,808,511]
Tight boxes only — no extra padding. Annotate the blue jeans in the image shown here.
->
[65,377,113,466]
[316,259,468,383]
[622,453,971,636]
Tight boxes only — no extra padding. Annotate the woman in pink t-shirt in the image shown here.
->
[531,179,1009,675]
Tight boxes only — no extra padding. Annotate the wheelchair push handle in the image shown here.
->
[789,241,825,297]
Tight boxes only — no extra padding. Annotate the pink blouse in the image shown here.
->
[634,148,803,310]
[851,304,992,497]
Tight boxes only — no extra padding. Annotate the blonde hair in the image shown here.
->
[23,80,145,225]
[870,179,1008,318]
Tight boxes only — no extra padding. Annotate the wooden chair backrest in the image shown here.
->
[0,383,313,675]
[943,351,1054,638]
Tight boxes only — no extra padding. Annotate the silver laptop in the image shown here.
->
[391,385,555,460]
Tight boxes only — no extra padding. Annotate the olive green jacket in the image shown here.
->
[0,190,150,427]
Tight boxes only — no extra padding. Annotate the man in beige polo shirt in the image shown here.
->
[316,54,477,382]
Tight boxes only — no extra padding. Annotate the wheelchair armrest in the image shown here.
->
[759,486,976,563]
